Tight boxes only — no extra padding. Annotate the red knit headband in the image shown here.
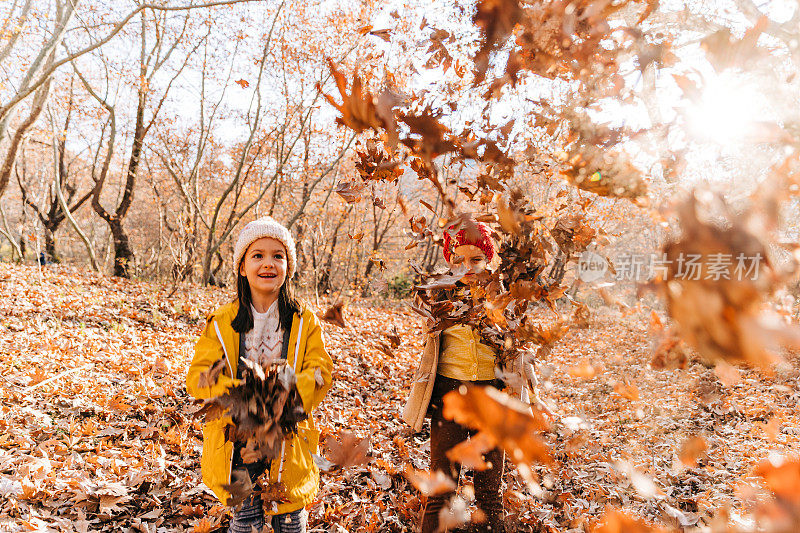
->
[443,221,495,263]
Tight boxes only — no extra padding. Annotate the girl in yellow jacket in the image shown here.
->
[186,216,332,533]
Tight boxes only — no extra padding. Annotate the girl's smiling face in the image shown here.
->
[451,244,488,282]
[239,237,287,298]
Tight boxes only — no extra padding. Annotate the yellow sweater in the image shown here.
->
[437,324,496,381]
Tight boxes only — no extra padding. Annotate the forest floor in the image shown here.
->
[0,263,798,532]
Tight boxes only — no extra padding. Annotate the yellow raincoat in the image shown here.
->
[186,301,332,514]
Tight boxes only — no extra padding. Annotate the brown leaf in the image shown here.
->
[335,180,368,204]
[319,59,397,141]
[613,380,639,401]
[661,194,800,369]
[221,469,252,507]
[196,357,226,389]
[590,507,671,533]
[755,456,800,504]
[325,431,370,469]
[368,28,392,42]
[320,302,347,328]
[678,436,707,467]
[387,326,402,349]
[473,0,523,84]
[445,431,496,471]
[442,385,550,467]
[258,482,290,504]
[403,465,456,496]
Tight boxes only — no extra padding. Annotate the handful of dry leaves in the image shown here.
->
[200,358,308,464]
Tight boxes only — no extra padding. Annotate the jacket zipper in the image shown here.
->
[213,320,236,486]
[272,315,304,511]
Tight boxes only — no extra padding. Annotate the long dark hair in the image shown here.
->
[231,269,301,333]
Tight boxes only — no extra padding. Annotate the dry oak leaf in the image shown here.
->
[319,59,398,144]
[445,431,496,471]
[196,356,226,389]
[473,0,523,84]
[387,326,402,349]
[324,431,370,469]
[258,482,290,504]
[437,495,473,531]
[613,380,639,401]
[335,180,368,204]
[661,194,800,369]
[190,518,214,533]
[442,385,551,466]
[404,465,456,496]
[222,468,253,507]
[320,302,347,328]
[590,507,672,533]
[755,455,800,504]
[678,436,708,468]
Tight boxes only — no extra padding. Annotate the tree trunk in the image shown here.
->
[110,219,134,277]
[43,227,60,263]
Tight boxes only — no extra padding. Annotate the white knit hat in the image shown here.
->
[233,216,296,278]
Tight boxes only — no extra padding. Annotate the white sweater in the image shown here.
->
[244,301,285,367]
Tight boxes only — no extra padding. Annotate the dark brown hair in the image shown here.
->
[231,268,301,333]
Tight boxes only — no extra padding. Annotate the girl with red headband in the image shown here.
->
[403,221,507,533]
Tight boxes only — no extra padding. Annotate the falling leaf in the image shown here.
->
[319,60,398,143]
[335,180,368,204]
[437,495,472,531]
[196,357,226,389]
[590,507,670,533]
[324,431,370,469]
[368,28,392,42]
[472,0,523,83]
[678,436,707,467]
[445,431,495,471]
[312,453,336,473]
[442,385,550,468]
[259,482,290,504]
[661,194,800,369]
[386,326,402,349]
[205,361,307,464]
[755,455,800,503]
[403,465,456,496]
[221,469,252,507]
[320,302,347,328]
[613,380,639,401]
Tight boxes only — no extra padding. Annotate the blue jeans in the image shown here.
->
[228,499,306,533]
[227,442,307,533]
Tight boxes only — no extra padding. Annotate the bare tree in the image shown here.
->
[74,7,202,277]
[0,0,261,199]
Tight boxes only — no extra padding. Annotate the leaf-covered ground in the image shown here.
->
[1,263,798,532]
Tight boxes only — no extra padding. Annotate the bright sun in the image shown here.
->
[686,73,762,144]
